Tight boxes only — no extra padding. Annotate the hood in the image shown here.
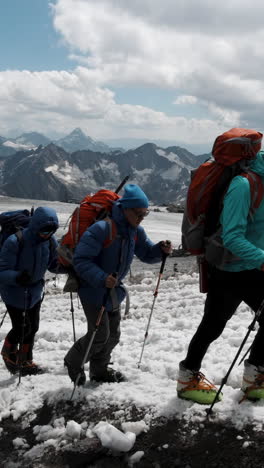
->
[111,201,137,238]
[249,151,264,177]
[28,207,59,234]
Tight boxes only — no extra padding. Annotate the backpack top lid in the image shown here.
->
[212,128,263,166]
[0,209,31,233]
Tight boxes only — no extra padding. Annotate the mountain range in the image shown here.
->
[0,140,209,205]
[0,128,119,158]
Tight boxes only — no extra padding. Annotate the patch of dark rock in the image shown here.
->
[1,402,264,468]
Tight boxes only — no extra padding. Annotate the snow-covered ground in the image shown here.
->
[0,196,263,460]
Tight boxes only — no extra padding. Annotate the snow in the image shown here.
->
[156,148,192,169]
[2,140,36,150]
[44,161,83,183]
[129,450,145,465]
[0,196,263,460]
[93,421,136,452]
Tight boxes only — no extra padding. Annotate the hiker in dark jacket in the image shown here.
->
[0,207,60,376]
[64,184,172,385]
[177,150,264,405]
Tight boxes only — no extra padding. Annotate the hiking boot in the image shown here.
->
[90,367,126,383]
[1,339,18,374]
[241,360,264,400]
[64,359,86,386]
[20,360,45,376]
[2,353,18,375]
[177,362,222,405]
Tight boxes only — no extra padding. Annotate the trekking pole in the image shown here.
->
[18,289,28,386]
[70,274,116,401]
[70,292,76,342]
[0,310,7,329]
[206,298,264,417]
[238,308,257,365]
[137,253,168,368]
[115,175,129,194]
[95,175,130,222]
[238,344,252,366]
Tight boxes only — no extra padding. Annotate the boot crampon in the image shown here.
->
[177,365,222,405]
[240,360,264,402]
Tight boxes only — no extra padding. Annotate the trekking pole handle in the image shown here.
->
[153,253,168,296]
[115,175,130,194]
[160,252,169,275]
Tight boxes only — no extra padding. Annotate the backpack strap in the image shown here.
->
[241,171,264,218]
[15,230,24,248]
[103,218,118,248]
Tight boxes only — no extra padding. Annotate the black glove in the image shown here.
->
[16,270,32,286]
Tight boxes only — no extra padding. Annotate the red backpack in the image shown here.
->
[181,128,264,268]
[58,188,124,267]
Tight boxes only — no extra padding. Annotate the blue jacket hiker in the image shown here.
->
[177,149,264,405]
[64,184,172,386]
[0,206,59,376]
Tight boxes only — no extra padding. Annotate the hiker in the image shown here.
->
[64,184,172,385]
[0,207,60,376]
[178,131,264,404]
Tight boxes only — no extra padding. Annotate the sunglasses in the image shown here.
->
[39,230,55,237]
[131,209,150,220]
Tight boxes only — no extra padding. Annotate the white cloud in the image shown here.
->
[51,0,264,119]
[0,67,228,143]
[174,96,198,105]
[1,0,264,145]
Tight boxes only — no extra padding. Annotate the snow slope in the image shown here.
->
[0,197,263,460]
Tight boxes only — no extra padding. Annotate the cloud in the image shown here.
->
[1,0,264,145]
[174,96,198,105]
[51,0,264,119]
[0,68,228,142]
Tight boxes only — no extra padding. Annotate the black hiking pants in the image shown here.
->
[183,268,264,371]
[64,299,121,376]
[3,301,41,360]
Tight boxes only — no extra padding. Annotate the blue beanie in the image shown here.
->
[119,184,149,209]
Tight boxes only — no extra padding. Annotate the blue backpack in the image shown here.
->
[0,209,34,251]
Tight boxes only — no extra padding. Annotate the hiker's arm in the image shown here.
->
[0,237,21,285]
[73,222,108,287]
[134,227,163,263]
[222,176,264,268]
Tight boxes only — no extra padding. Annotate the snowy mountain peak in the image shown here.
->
[56,128,113,154]
[15,132,51,147]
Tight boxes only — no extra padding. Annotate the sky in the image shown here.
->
[1,1,264,152]
[0,197,263,464]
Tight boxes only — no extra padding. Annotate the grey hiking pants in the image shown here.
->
[64,297,121,376]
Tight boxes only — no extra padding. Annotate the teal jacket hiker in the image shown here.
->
[221,151,264,271]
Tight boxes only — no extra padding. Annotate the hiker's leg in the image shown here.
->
[2,304,30,352]
[1,304,26,370]
[183,270,241,371]
[21,301,41,361]
[241,270,264,368]
[89,305,121,376]
[64,302,110,370]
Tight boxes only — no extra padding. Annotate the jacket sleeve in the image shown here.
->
[73,222,109,287]
[134,226,162,264]
[0,236,20,285]
[221,176,264,268]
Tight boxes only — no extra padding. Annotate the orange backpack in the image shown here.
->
[181,128,264,261]
[58,177,129,266]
